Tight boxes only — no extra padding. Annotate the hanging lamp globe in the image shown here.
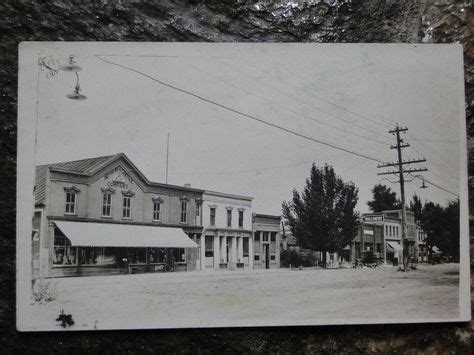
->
[66,83,87,101]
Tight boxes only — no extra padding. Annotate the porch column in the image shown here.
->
[200,234,205,270]
[231,236,237,268]
[220,236,227,265]
[248,236,254,269]
[213,235,220,270]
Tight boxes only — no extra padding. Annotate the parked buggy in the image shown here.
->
[353,251,384,268]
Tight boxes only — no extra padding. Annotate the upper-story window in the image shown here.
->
[270,232,277,242]
[210,207,216,226]
[102,193,112,217]
[180,201,188,223]
[226,209,232,227]
[65,192,76,214]
[123,197,131,219]
[122,190,135,219]
[238,210,244,228]
[64,186,80,215]
[153,201,161,221]
[196,201,200,217]
[263,232,269,242]
[101,187,115,218]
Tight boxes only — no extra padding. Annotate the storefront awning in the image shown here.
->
[54,221,198,248]
[386,241,403,252]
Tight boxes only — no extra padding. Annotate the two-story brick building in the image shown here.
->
[252,214,281,269]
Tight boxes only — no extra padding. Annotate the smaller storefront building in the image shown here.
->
[252,214,281,269]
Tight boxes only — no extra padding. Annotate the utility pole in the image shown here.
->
[377,124,428,269]
[165,133,170,184]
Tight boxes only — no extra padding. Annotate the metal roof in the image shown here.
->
[35,154,118,206]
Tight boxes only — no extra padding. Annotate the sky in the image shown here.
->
[28,43,464,215]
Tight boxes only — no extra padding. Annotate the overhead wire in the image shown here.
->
[95,55,386,164]
[95,54,459,199]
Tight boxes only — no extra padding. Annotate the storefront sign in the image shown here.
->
[104,166,133,189]
[363,215,384,222]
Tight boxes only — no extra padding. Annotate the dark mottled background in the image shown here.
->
[0,0,472,353]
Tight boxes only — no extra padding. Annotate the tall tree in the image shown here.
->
[282,164,359,261]
[420,200,459,262]
[367,184,400,212]
[409,193,423,223]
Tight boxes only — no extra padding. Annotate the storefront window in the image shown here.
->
[205,236,214,257]
[53,229,77,266]
[172,248,185,263]
[148,248,167,264]
[243,238,249,257]
[81,247,99,265]
[127,248,146,264]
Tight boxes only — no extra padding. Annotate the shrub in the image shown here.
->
[32,278,58,304]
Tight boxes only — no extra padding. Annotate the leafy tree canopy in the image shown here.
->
[282,164,359,254]
[367,184,400,212]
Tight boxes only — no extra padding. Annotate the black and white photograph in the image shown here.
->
[17,42,470,331]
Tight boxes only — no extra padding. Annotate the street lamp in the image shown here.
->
[38,54,87,100]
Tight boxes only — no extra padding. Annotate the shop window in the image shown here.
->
[270,232,277,241]
[254,254,260,261]
[210,207,216,226]
[127,248,147,264]
[181,201,188,223]
[238,210,244,228]
[80,247,100,265]
[53,229,77,266]
[226,209,232,227]
[153,201,161,221]
[65,191,76,215]
[254,231,261,241]
[243,238,249,257]
[102,193,112,217]
[172,248,186,262]
[148,248,167,264]
[205,236,214,257]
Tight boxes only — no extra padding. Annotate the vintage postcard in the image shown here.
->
[17,42,470,331]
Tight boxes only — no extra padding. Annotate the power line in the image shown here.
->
[211,61,392,146]
[95,55,386,164]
